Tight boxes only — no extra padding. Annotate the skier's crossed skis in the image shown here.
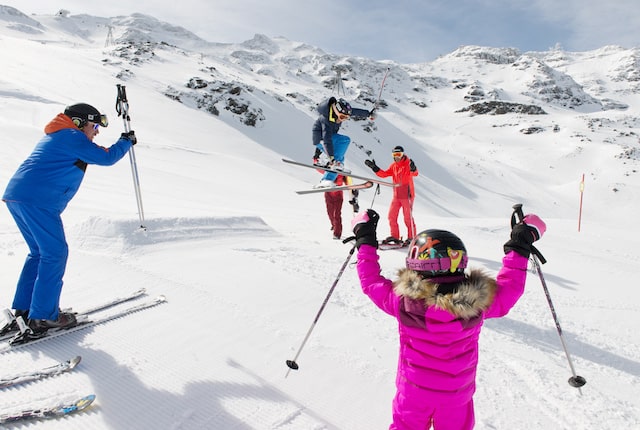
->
[296,181,374,195]
[282,158,397,194]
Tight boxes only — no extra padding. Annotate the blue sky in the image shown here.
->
[3,0,639,63]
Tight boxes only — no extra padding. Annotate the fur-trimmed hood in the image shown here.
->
[393,268,497,320]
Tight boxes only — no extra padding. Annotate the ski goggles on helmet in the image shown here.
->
[334,98,352,116]
[392,151,404,158]
[87,113,109,128]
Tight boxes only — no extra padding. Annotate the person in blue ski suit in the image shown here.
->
[2,103,136,335]
[312,96,374,187]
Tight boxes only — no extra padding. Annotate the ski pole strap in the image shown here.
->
[342,236,355,244]
[115,84,129,118]
[116,84,128,104]
[511,203,546,264]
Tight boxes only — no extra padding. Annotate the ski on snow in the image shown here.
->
[1,295,167,353]
[0,356,82,390]
[282,158,398,187]
[0,288,148,342]
[0,393,95,424]
[378,243,409,251]
[72,287,147,315]
[378,238,410,251]
[296,181,374,195]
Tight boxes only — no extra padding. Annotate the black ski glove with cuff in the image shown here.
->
[121,130,137,145]
[504,214,546,258]
[365,159,380,173]
[351,209,379,249]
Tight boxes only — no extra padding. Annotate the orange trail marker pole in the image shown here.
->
[578,173,585,232]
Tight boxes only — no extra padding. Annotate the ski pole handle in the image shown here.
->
[511,203,546,264]
[116,84,128,104]
[511,203,524,227]
[116,84,131,129]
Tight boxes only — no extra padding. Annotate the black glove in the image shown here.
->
[504,216,544,258]
[364,159,380,173]
[313,147,322,159]
[368,109,377,120]
[409,159,417,172]
[351,189,359,198]
[121,130,137,145]
[352,209,379,248]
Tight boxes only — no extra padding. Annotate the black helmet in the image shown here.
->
[335,98,352,116]
[64,103,108,128]
[406,229,468,280]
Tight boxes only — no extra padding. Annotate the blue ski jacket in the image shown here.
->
[3,114,133,212]
[311,97,370,157]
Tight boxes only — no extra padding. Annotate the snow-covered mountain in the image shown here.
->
[0,6,639,429]
[3,6,639,221]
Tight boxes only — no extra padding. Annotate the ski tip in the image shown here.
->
[76,394,97,410]
[156,295,167,303]
[70,355,82,368]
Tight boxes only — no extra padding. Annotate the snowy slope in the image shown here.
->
[0,6,639,429]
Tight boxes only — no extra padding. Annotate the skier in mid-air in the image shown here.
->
[311,96,374,188]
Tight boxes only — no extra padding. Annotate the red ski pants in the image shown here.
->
[388,197,416,240]
[324,191,344,238]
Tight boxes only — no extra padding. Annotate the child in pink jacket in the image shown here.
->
[351,209,545,430]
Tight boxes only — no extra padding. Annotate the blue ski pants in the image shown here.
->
[322,134,351,182]
[6,201,68,321]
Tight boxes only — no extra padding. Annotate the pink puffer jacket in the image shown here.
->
[356,244,529,406]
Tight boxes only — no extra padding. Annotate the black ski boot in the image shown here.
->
[9,311,77,345]
[0,309,28,336]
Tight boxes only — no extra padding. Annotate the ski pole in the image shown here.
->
[511,203,586,390]
[374,67,390,110]
[285,243,356,377]
[116,84,146,229]
[370,184,381,208]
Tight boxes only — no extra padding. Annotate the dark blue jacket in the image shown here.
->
[311,97,370,156]
[3,114,133,212]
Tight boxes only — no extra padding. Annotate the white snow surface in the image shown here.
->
[0,6,639,429]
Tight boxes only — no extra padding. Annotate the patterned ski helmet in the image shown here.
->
[406,229,468,280]
[64,103,108,128]
[335,98,352,116]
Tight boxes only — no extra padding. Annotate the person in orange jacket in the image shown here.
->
[1,103,135,341]
[365,146,418,246]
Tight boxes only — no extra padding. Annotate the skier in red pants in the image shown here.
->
[323,175,358,240]
[365,146,418,246]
